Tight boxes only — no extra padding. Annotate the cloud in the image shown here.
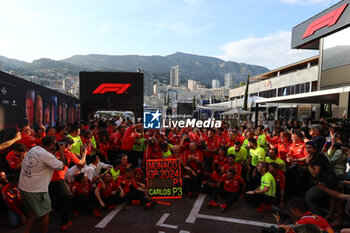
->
[279,0,337,5]
[218,31,318,69]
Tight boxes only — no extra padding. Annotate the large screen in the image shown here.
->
[79,72,144,121]
[0,71,79,138]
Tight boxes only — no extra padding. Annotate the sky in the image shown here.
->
[0,0,341,69]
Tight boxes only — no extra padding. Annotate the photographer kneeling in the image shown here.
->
[273,197,334,233]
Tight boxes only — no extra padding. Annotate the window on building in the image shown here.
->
[305,82,310,92]
[295,84,300,94]
[311,81,317,92]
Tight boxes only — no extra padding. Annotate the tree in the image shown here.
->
[192,96,196,114]
[243,73,250,111]
[239,81,246,87]
[167,93,170,106]
[164,94,167,106]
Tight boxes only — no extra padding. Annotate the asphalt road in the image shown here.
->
[0,194,281,233]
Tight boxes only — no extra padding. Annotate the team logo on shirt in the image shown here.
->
[144,110,161,129]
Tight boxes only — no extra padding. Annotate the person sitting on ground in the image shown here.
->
[208,169,245,212]
[87,154,112,182]
[116,168,155,209]
[94,172,118,210]
[202,164,221,195]
[246,161,276,213]
[269,162,285,208]
[274,197,334,233]
[71,172,101,218]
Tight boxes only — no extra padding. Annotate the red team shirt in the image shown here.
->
[52,149,81,181]
[6,151,22,170]
[220,174,244,193]
[222,163,242,177]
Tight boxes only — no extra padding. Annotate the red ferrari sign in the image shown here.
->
[92,83,131,94]
[302,3,348,39]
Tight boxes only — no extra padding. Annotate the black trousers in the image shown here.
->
[246,193,274,208]
[183,176,201,194]
[125,186,149,205]
[49,180,71,226]
[211,187,239,207]
[72,194,95,213]
[285,165,309,198]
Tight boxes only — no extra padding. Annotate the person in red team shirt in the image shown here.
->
[276,131,292,163]
[98,134,111,162]
[213,147,228,171]
[49,137,87,230]
[266,127,283,148]
[168,128,180,145]
[19,124,45,150]
[208,169,245,211]
[269,162,285,208]
[285,132,309,198]
[183,142,203,198]
[1,173,27,227]
[202,165,221,197]
[203,128,220,169]
[6,143,27,172]
[119,154,132,176]
[287,132,308,165]
[121,124,142,168]
[222,154,242,177]
[54,125,66,143]
[71,172,101,218]
[274,197,334,233]
[116,168,155,209]
[224,131,238,148]
[95,172,118,210]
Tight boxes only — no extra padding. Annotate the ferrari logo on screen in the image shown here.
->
[92,83,132,94]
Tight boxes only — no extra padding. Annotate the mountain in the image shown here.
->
[0,52,269,87]
[61,52,269,86]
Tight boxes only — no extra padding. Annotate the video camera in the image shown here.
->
[55,141,67,151]
[262,206,291,233]
[271,206,291,223]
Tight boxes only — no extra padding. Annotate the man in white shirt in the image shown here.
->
[88,154,112,180]
[19,136,67,233]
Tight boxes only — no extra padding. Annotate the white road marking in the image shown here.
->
[158,231,166,233]
[185,193,276,228]
[156,213,178,229]
[179,231,191,233]
[185,194,206,223]
[95,203,126,228]
[197,214,276,228]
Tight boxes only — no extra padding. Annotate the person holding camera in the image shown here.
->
[273,197,334,233]
[49,137,87,230]
[19,136,67,233]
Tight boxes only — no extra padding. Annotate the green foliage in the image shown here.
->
[243,73,250,111]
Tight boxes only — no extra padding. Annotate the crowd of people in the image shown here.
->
[1,116,350,233]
